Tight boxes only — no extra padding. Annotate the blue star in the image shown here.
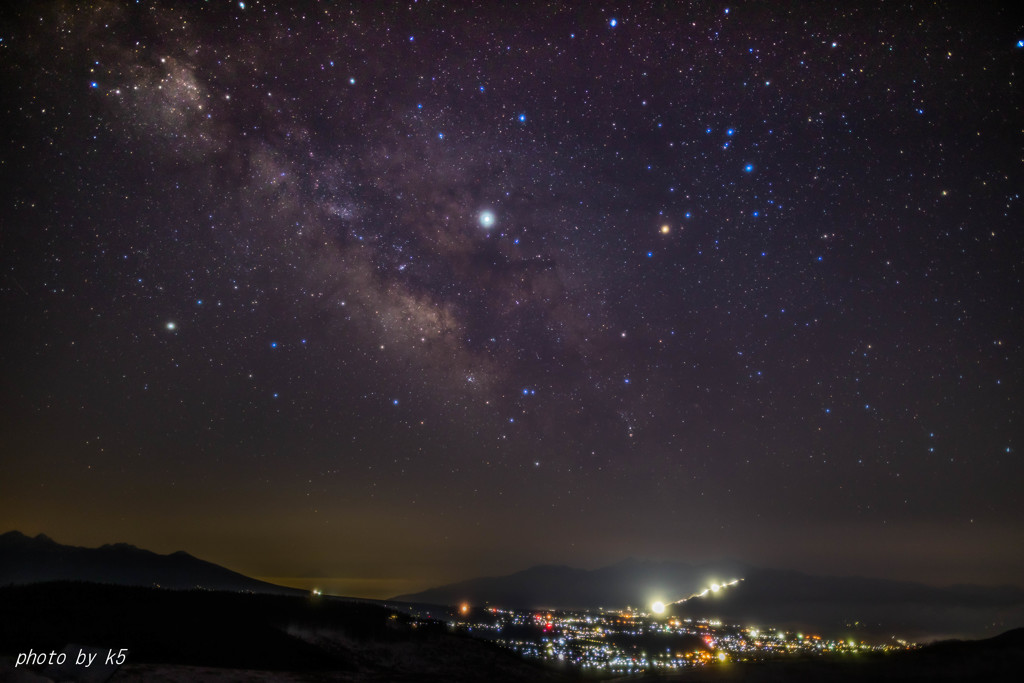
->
[518,114,526,123]
[392,399,399,405]
[90,81,98,88]
[1017,40,1024,48]
[646,251,653,258]
[270,341,278,349]
[726,128,735,136]
[744,164,754,172]
[610,18,617,27]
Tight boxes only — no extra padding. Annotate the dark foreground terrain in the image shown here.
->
[0,582,568,682]
[1,582,1021,682]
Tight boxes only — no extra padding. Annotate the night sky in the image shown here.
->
[2,2,1022,599]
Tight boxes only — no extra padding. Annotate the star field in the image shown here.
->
[1,2,1021,596]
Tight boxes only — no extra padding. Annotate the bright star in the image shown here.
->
[165,322,176,331]
[479,210,496,228]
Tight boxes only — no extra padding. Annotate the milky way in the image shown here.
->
[1,2,1021,595]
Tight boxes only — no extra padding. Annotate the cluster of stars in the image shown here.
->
[1,0,1020,589]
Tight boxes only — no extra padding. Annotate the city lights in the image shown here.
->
[439,602,908,676]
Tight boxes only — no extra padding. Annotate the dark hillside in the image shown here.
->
[0,582,570,681]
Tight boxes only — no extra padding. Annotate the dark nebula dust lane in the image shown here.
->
[1,2,1021,596]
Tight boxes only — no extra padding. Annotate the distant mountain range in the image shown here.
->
[391,558,1024,641]
[5,531,1022,641]
[0,530,295,594]
[391,556,747,609]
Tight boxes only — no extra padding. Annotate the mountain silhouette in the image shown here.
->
[0,530,294,594]
[392,559,1024,641]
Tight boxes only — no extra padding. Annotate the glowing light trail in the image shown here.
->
[662,577,743,609]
